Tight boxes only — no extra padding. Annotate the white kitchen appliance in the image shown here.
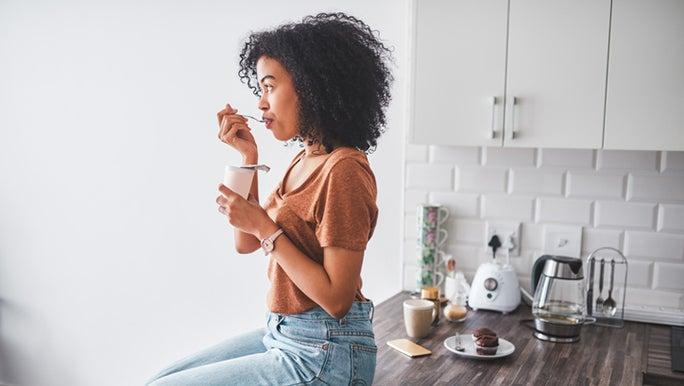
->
[468,261,521,313]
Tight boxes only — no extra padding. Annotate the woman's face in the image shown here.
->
[256,56,300,141]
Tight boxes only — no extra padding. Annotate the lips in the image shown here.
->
[263,117,274,129]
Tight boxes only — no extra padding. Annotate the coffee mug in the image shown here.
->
[223,166,255,199]
[403,299,436,338]
[417,268,444,288]
[419,227,449,249]
[418,204,450,225]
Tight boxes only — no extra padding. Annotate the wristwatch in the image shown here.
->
[261,228,284,255]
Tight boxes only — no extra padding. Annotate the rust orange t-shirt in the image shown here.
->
[262,147,378,314]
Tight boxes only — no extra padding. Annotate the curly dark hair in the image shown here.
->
[238,12,394,153]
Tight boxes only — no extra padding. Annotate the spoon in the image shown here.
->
[454,332,464,352]
[595,259,605,314]
[242,114,265,123]
[603,260,617,316]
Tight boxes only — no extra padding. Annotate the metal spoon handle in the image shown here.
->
[242,114,264,123]
[598,259,605,293]
[609,259,615,295]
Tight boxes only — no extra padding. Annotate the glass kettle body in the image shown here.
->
[531,255,589,343]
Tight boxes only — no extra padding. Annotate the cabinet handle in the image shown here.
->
[509,96,518,140]
[489,96,497,139]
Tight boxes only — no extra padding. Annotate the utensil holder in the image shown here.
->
[585,247,628,328]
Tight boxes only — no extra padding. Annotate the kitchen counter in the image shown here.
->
[372,292,680,385]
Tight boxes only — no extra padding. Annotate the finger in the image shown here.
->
[216,195,229,206]
[218,183,239,200]
[218,205,227,215]
[218,116,247,141]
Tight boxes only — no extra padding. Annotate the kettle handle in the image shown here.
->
[531,255,554,294]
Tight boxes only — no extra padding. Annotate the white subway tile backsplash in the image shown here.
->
[406,144,428,163]
[429,192,479,219]
[455,167,506,193]
[537,198,592,225]
[613,260,652,288]
[595,201,656,230]
[484,147,536,167]
[445,244,482,270]
[510,169,563,196]
[404,190,427,213]
[406,164,452,189]
[659,204,684,233]
[598,150,658,171]
[567,172,625,199]
[521,223,544,250]
[663,151,684,172]
[430,146,480,165]
[630,174,684,203]
[405,214,418,240]
[403,264,419,291]
[403,145,684,315]
[653,263,684,291]
[540,149,595,168]
[582,228,622,253]
[627,288,683,309]
[404,241,420,266]
[482,195,535,221]
[624,231,684,261]
[448,219,485,245]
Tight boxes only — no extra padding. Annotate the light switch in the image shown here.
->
[543,225,583,257]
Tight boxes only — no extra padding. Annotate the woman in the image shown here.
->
[146,12,393,386]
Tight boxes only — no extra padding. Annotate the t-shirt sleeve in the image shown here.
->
[314,158,378,251]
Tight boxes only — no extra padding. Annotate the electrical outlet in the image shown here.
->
[485,221,522,257]
[543,225,582,258]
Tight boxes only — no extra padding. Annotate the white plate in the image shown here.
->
[444,335,515,359]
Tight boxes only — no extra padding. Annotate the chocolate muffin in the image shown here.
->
[474,335,499,355]
[472,328,496,339]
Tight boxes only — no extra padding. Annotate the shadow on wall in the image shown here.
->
[0,296,79,386]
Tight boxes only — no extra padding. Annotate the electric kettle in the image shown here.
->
[531,255,594,343]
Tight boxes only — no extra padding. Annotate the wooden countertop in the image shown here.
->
[372,292,650,385]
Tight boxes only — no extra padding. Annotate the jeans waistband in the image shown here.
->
[278,301,374,322]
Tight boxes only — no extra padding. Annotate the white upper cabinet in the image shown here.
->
[604,0,684,151]
[410,0,508,146]
[504,0,610,148]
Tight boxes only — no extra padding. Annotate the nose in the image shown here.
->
[257,93,269,112]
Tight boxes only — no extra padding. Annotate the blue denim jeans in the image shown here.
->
[146,301,376,385]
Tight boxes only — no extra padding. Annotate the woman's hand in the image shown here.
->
[216,184,278,239]
[217,103,258,162]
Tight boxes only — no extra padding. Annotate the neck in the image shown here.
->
[304,143,329,157]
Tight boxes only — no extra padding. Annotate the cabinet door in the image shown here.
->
[410,0,508,146]
[504,0,610,148]
[604,0,684,151]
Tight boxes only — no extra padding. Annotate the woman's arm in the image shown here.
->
[234,154,262,254]
[255,223,363,319]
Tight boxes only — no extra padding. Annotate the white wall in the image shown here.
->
[0,1,408,385]
[403,146,684,323]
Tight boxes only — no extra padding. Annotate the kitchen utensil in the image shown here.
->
[603,260,617,316]
[531,255,595,343]
[586,247,628,328]
[454,332,465,352]
[595,259,605,314]
[586,257,596,315]
[444,335,515,359]
[242,114,264,122]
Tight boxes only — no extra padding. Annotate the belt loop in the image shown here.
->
[369,302,374,322]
